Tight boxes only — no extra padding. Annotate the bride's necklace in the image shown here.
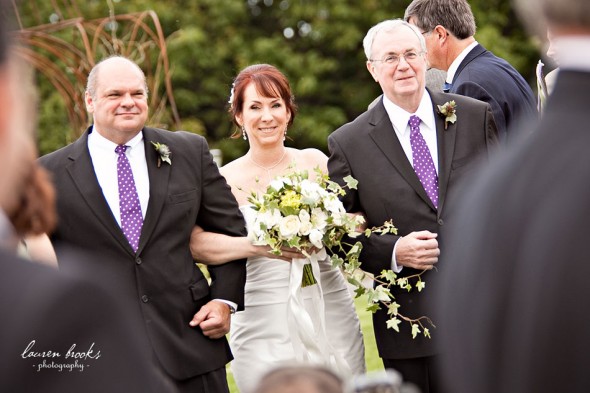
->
[249,149,288,183]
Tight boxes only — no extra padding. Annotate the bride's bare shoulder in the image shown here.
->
[293,148,328,172]
[220,156,247,181]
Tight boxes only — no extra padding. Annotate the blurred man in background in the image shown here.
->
[437,0,590,392]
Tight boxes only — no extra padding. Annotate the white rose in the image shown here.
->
[279,215,301,239]
[298,220,313,236]
[261,208,282,229]
[311,208,328,230]
[299,209,311,223]
[300,179,322,205]
[309,229,324,249]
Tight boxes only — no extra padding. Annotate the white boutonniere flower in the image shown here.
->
[437,100,457,130]
[151,141,171,167]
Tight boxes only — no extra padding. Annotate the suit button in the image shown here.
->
[135,257,142,265]
[438,218,444,225]
[141,295,149,303]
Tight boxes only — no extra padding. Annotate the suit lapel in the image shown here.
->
[137,127,171,254]
[429,90,457,214]
[452,44,486,85]
[65,128,135,255]
[367,102,435,209]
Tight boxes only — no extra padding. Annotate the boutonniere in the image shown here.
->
[151,141,171,167]
[437,100,457,130]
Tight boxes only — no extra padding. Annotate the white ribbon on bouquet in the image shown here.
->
[286,247,351,375]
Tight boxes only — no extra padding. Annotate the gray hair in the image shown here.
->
[85,55,149,99]
[404,0,476,40]
[513,0,590,37]
[363,19,427,61]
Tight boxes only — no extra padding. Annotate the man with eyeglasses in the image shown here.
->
[327,19,498,393]
[405,0,537,144]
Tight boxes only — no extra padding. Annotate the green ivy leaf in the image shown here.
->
[387,317,401,332]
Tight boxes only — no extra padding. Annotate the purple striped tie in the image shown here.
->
[409,115,439,208]
[115,145,143,252]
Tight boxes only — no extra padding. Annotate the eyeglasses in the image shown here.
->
[370,51,424,66]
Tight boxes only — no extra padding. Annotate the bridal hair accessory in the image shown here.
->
[436,100,457,130]
[150,141,171,167]
[228,82,236,105]
[242,126,248,140]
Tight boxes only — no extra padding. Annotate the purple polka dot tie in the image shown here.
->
[115,145,143,252]
[409,115,439,208]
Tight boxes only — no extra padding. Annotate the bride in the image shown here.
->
[190,64,365,393]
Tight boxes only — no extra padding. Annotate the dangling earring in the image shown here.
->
[242,126,247,141]
[283,126,287,141]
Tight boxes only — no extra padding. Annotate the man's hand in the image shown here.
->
[189,300,231,339]
[395,230,439,270]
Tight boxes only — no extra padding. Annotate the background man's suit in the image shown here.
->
[437,70,590,393]
[328,89,497,361]
[0,247,174,392]
[448,43,536,141]
[40,126,247,381]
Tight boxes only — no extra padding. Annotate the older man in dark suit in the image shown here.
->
[40,56,246,393]
[328,19,497,393]
[405,0,537,143]
[437,0,590,392]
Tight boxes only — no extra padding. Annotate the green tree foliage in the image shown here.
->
[16,0,539,162]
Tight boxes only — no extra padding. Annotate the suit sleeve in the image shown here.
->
[327,134,398,276]
[456,81,506,138]
[195,139,247,310]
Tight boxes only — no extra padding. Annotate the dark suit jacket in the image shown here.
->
[0,248,175,393]
[438,70,590,393]
[450,44,537,142]
[40,126,247,380]
[327,89,498,360]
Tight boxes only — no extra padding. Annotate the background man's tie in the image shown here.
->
[409,115,439,208]
[115,145,143,252]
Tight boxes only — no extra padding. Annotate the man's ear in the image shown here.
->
[85,91,94,113]
[366,60,379,83]
[434,25,449,43]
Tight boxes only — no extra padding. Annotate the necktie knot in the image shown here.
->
[115,145,128,155]
[409,115,421,130]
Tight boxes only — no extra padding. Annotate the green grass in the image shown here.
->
[226,294,381,392]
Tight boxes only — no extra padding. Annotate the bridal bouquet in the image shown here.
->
[247,169,434,339]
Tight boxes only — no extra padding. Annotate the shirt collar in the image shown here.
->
[88,126,144,152]
[446,41,479,83]
[382,91,436,133]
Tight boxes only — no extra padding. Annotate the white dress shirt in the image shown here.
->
[87,128,150,225]
[382,92,439,272]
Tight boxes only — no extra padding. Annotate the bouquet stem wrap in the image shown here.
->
[286,248,351,375]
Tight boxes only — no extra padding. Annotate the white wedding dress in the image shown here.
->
[229,206,366,393]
